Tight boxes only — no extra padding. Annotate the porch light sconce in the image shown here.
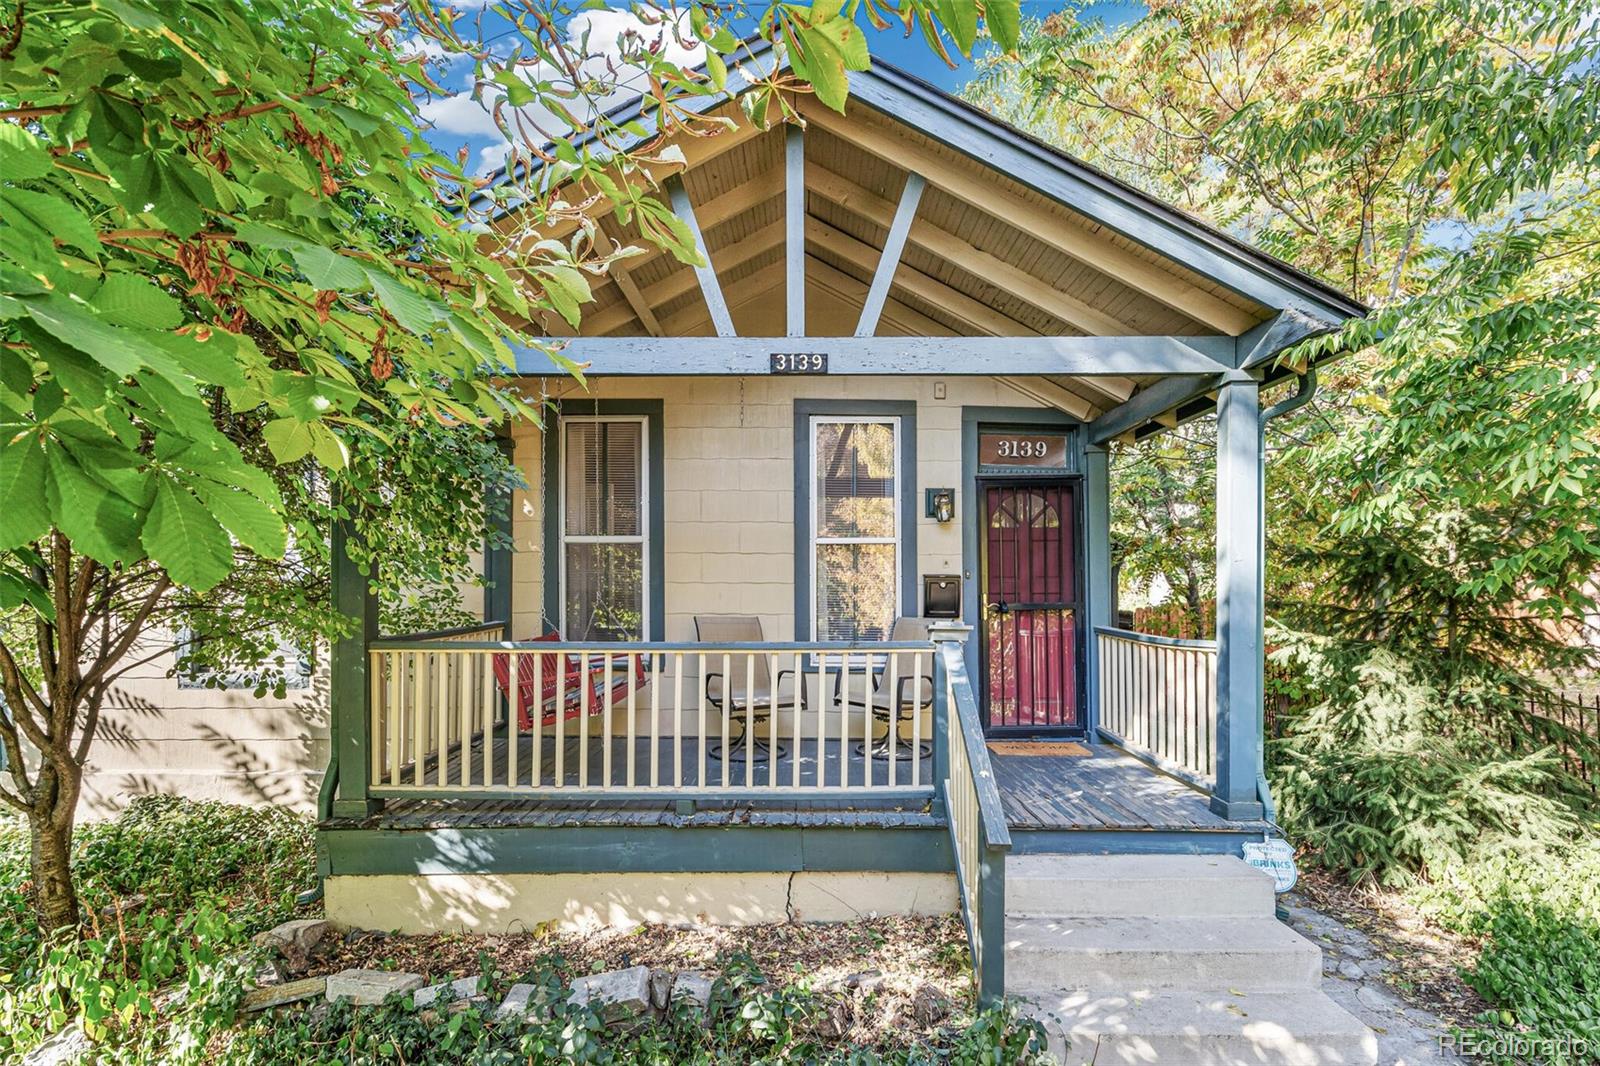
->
[925,487,955,523]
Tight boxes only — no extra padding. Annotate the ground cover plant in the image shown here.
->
[0,798,1047,1063]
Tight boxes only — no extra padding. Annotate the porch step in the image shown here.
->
[1019,988,1379,1066]
[1004,915,1323,992]
[1007,854,1275,918]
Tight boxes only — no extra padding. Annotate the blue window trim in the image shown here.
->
[541,399,666,641]
[793,399,918,642]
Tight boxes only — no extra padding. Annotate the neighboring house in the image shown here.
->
[79,629,327,818]
[323,56,1375,1060]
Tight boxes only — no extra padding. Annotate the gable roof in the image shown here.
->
[479,41,1363,330]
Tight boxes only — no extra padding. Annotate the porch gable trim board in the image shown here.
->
[514,335,1237,377]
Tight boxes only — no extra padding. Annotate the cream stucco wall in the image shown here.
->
[77,643,328,818]
[509,374,1042,641]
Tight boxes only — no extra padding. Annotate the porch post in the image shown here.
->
[1211,375,1265,820]
[330,516,379,819]
[1083,444,1112,736]
[483,435,515,627]
[928,621,971,819]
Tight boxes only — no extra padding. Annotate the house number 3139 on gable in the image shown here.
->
[770,352,828,374]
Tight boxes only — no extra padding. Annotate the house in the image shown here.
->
[317,54,1378,1062]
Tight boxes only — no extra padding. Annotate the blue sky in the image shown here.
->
[417,2,1147,174]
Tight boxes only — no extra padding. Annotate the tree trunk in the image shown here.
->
[28,768,81,932]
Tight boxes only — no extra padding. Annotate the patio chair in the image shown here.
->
[846,617,936,761]
[694,615,797,761]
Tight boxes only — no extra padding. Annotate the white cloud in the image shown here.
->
[418,8,707,176]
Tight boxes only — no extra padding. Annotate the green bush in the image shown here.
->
[1265,633,1586,885]
[0,796,315,1062]
[1410,841,1600,1065]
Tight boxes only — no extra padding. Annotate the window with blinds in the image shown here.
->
[561,417,646,641]
[811,418,900,643]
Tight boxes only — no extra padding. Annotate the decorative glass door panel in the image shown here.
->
[981,482,1081,732]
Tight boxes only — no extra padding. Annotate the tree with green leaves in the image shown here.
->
[969,0,1600,878]
[1,0,1019,935]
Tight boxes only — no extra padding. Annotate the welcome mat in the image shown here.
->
[986,741,1091,757]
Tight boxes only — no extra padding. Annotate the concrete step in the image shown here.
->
[1017,987,1378,1066]
[1007,854,1276,918]
[1005,915,1322,992]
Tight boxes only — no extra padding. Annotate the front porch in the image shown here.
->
[311,60,1366,1006]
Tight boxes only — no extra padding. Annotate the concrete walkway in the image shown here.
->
[1281,895,1465,1066]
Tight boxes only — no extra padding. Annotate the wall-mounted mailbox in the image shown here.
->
[923,574,961,619]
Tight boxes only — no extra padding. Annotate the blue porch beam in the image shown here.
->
[1236,308,1341,370]
[855,171,926,337]
[330,517,379,819]
[514,335,1235,377]
[1087,374,1218,445]
[666,176,736,337]
[785,124,806,337]
[1211,377,1266,821]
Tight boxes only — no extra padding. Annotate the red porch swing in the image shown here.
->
[491,634,646,731]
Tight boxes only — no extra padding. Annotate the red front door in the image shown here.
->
[981,482,1081,732]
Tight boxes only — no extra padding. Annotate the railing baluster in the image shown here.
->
[410,651,424,786]
[816,652,828,788]
[481,651,495,788]
[553,653,565,789]
[626,652,638,789]
[673,652,684,788]
[650,653,661,788]
[744,653,756,784]
[792,651,803,789]
[601,651,613,790]
[911,652,923,788]
[720,652,732,789]
[697,652,707,790]
[578,650,590,789]
[768,651,780,788]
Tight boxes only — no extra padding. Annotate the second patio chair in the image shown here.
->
[694,615,798,761]
[845,616,936,762]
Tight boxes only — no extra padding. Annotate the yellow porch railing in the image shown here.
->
[939,639,1009,1007]
[1096,626,1218,785]
[366,636,937,801]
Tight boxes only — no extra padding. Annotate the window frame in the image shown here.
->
[807,414,903,645]
[557,413,650,643]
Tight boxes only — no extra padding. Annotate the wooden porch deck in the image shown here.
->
[988,742,1259,832]
[329,737,1263,837]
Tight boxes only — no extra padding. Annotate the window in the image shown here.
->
[561,416,648,642]
[810,417,900,642]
